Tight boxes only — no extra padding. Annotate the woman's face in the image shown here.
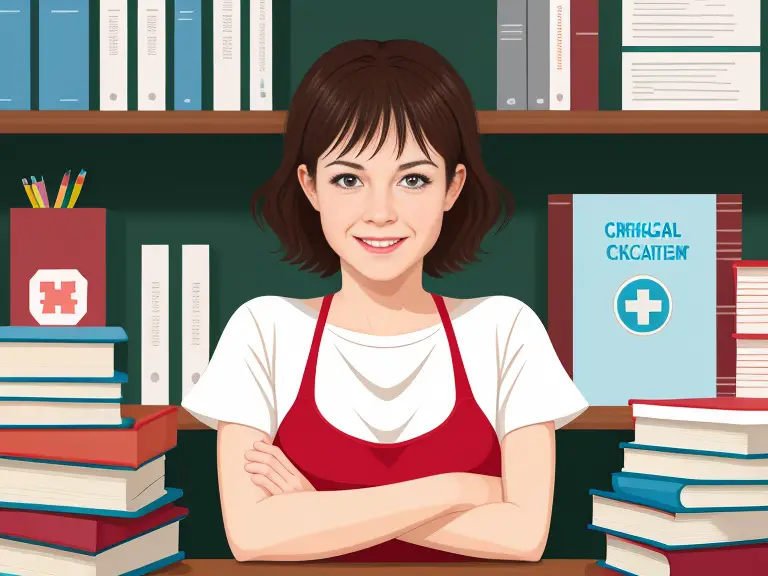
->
[298,123,466,282]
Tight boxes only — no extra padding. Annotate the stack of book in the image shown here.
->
[587,397,768,576]
[734,262,768,398]
[0,326,186,575]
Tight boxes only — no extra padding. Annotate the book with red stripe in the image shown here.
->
[570,0,598,110]
[547,194,742,404]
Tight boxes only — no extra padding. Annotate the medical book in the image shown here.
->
[571,0,598,110]
[548,194,742,403]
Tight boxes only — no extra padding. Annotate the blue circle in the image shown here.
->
[615,277,671,335]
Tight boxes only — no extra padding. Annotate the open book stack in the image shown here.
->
[0,326,186,575]
[734,262,768,398]
[587,397,768,576]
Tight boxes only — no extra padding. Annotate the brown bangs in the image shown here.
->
[252,39,513,278]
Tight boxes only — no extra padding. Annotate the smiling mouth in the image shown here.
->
[354,237,407,254]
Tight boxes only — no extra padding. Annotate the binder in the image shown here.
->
[138,0,166,110]
[213,0,241,110]
[181,245,209,400]
[0,0,30,110]
[174,0,201,110]
[141,245,169,405]
[249,0,272,110]
[99,0,127,110]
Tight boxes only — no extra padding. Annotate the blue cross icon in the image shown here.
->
[613,275,672,336]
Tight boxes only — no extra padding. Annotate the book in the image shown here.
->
[0,503,187,554]
[737,337,768,397]
[0,326,126,379]
[497,0,526,110]
[0,406,177,468]
[213,0,241,110]
[526,0,548,109]
[734,262,768,334]
[612,471,768,510]
[0,398,122,427]
[0,372,126,401]
[174,0,202,110]
[181,245,210,400]
[548,0,569,110]
[99,0,127,110]
[10,207,107,327]
[570,0,598,110]
[39,0,89,110]
[548,194,742,403]
[621,0,760,110]
[0,0,30,110]
[141,245,169,405]
[621,442,768,481]
[138,0,166,110]
[249,0,272,111]
[0,453,168,512]
[590,488,768,547]
[630,397,768,425]
[593,533,768,576]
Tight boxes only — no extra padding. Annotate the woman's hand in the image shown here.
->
[244,441,316,495]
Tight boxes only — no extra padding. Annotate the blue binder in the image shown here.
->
[0,0,30,110]
[174,0,201,110]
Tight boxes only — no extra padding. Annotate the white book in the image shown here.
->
[99,0,127,110]
[181,245,210,400]
[214,0,241,110]
[138,0,166,110]
[250,0,272,110]
[549,0,570,110]
[141,245,169,405]
[0,399,122,426]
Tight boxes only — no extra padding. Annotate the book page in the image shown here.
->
[622,0,760,46]
[622,52,760,110]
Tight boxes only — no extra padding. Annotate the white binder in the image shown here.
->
[141,245,169,405]
[250,0,272,110]
[100,0,127,110]
[138,0,166,110]
[214,0,241,110]
[182,245,210,399]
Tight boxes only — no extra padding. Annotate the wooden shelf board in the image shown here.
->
[2,110,768,134]
[121,405,633,431]
[155,558,593,575]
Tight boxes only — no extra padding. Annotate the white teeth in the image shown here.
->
[361,239,400,248]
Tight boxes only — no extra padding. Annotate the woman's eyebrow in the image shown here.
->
[324,159,437,170]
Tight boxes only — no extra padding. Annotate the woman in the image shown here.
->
[182,38,588,563]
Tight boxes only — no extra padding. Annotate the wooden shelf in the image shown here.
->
[121,405,633,431]
[155,558,593,575]
[2,110,768,134]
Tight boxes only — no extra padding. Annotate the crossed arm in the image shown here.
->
[217,420,555,562]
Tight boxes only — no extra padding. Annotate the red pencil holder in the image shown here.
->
[10,208,107,326]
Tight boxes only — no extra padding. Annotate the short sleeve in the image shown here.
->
[496,303,588,436]
[181,300,277,436]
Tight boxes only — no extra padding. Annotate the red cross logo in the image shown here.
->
[39,281,78,315]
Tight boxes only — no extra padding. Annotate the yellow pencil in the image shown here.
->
[21,178,38,207]
[67,169,87,208]
[29,178,45,208]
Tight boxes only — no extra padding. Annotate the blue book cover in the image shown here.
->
[0,370,128,382]
[572,194,717,405]
[39,0,89,110]
[0,326,127,342]
[174,0,201,110]
[620,441,768,460]
[0,0,30,110]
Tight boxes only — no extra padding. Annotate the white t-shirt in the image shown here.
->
[182,295,589,443]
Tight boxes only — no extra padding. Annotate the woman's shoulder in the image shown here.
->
[445,294,539,325]
[225,295,321,336]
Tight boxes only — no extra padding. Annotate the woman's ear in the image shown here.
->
[297,164,319,211]
[444,163,467,212]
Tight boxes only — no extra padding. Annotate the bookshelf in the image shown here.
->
[3,111,768,134]
[121,405,634,431]
[155,558,594,575]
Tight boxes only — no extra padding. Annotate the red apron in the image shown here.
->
[272,293,502,561]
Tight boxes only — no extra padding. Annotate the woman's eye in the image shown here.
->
[332,174,362,189]
[399,174,431,189]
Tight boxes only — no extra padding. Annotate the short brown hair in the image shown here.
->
[251,39,514,278]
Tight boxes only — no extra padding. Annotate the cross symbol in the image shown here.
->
[625,289,662,325]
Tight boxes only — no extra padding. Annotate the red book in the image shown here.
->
[0,407,177,468]
[0,503,188,554]
[629,396,768,424]
[548,194,742,399]
[10,207,106,327]
[571,0,599,110]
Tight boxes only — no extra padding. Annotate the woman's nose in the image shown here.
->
[362,188,397,226]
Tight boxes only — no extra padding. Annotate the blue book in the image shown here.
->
[174,0,201,110]
[0,0,30,110]
[0,326,127,342]
[569,194,717,405]
[0,370,128,383]
[39,0,89,110]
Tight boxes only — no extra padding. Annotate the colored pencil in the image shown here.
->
[54,170,71,208]
[37,177,50,207]
[29,177,45,208]
[67,169,87,207]
[21,179,38,208]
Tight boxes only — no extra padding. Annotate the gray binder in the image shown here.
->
[527,0,549,109]
[497,0,527,110]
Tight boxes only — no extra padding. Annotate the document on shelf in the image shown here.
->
[622,51,760,110]
[622,0,761,47]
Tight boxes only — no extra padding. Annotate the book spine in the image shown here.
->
[716,194,742,397]
[137,0,166,110]
[549,0,570,109]
[39,0,89,110]
[174,0,201,110]
[547,193,573,377]
[571,0,598,110]
[249,0,272,110]
[497,0,527,110]
[141,245,169,405]
[527,0,548,109]
[99,0,127,110]
[0,1,30,110]
[181,245,210,400]
[213,0,240,110]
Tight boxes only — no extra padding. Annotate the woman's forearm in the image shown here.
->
[229,472,501,561]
